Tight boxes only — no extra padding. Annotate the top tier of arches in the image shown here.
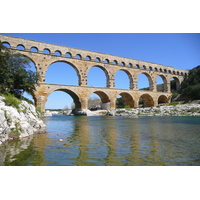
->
[0,34,188,77]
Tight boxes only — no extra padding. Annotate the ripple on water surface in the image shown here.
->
[1,115,200,166]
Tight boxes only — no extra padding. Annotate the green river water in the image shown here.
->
[0,115,200,166]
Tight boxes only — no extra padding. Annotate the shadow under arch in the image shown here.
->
[139,93,154,107]
[91,90,110,103]
[138,72,154,91]
[170,76,181,92]
[114,69,134,89]
[47,60,81,86]
[158,95,169,104]
[87,65,111,87]
[117,92,135,108]
[46,88,81,110]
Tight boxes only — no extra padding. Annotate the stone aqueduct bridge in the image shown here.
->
[0,35,189,112]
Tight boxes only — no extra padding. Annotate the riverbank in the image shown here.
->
[0,95,46,145]
[44,101,200,117]
[113,101,200,117]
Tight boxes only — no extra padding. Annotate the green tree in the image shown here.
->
[0,41,40,96]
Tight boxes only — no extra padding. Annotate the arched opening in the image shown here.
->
[139,94,154,107]
[66,52,72,58]
[142,65,146,70]
[156,75,167,92]
[136,64,140,69]
[116,93,134,108]
[138,73,153,91]
[2,42,11,48]
[85,56,91,61]
[128,63,132,68]
[112,60,118,65]
[45,89,80,110]
[46,61,79,85]
[115,70,132,89]
[43,48,51,54]
[95,57,101,62]
[87,66,108,87]
[104,59,109,64]
[170,77,180,92]
[16,44,25,50]
[158,95,168,105]
[121,62,125,67]
[30,47,38,53]
[54,50,61,56]
[149,66,153,71]
[76,54,82,59]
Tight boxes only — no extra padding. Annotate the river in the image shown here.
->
[0,115,200,166]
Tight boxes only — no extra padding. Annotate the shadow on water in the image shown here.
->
[1,115,200,166]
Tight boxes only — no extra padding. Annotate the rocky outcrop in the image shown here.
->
[114,103,200,117]
[0,96,46,145]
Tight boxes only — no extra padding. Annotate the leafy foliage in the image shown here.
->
[180,65,200,100]
[0,41,40,95]
[116,97,125,108]
[3,92,20,109]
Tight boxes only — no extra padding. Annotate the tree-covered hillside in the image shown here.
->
[180,65,200,100]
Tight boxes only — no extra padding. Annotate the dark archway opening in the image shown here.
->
[158,95,168,105]
[139,94,154,107]
[170,77,180,92]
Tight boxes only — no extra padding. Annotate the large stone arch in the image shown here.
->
[138,72,154,91]
[156,74,168,92]
[139,93,154,107]
[114,69,134,89]
[46,88,81,110]
[87,65,111,88]
[117,92,135,108]
[46,60,81,86]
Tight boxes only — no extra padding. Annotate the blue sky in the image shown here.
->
[1,33,200,109]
